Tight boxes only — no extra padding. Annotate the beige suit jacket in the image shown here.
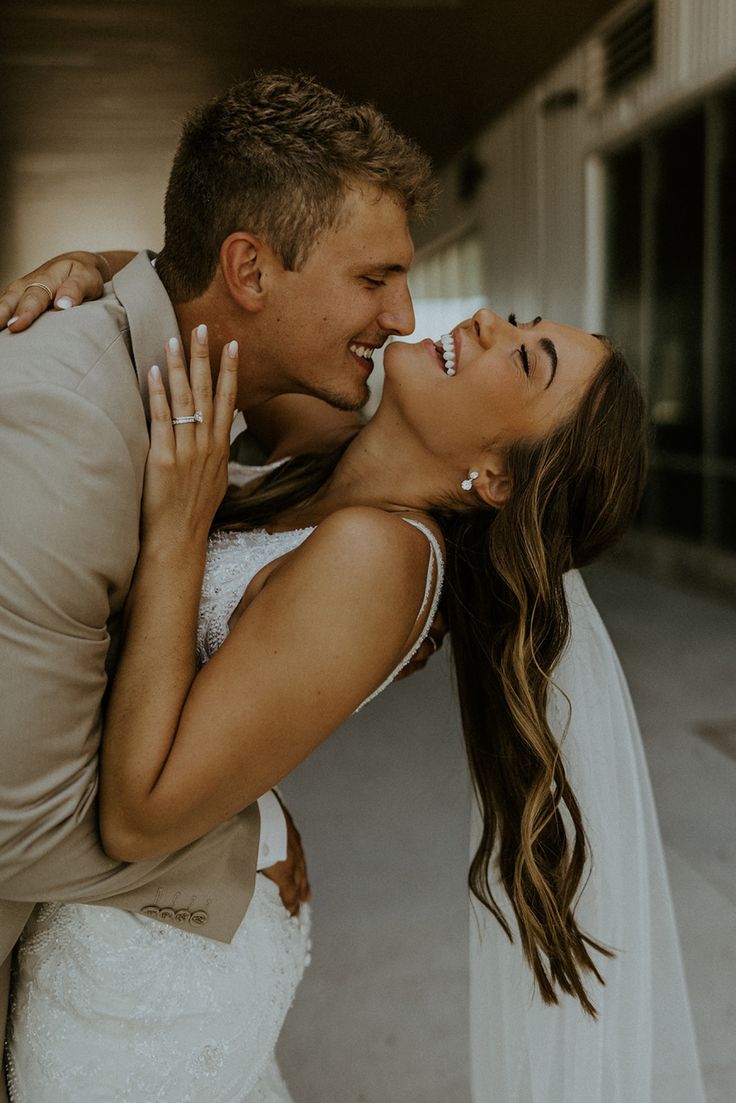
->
[0,251,260,972]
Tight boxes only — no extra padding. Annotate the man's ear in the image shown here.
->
[220,232,275,313]
[472,453,511,509]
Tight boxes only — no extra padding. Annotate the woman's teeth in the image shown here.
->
[350,344,374,361]
[438,333,456,375]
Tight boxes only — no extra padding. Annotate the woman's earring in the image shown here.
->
[461,470,480,492]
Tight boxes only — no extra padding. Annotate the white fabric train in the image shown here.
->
[469,570,706,1103]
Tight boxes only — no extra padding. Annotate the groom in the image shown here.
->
[0,71,435,1091]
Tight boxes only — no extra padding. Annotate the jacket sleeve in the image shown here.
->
[0,382,259,944]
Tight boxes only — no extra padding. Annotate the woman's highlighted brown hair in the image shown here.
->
[441,342,648,1015]
[215,341,648,1016]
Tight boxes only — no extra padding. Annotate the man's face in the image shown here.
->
[257,185,416,410]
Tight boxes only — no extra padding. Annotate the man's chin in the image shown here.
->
[317,380,370,413]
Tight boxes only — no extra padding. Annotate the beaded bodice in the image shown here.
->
[197,527,314,667]
[195,518,444,712]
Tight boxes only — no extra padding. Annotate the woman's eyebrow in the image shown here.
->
[526,318,558,388]
[540,337,558,388]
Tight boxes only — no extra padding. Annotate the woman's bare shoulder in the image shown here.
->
[253,506,436,634]
[304,505,441,575]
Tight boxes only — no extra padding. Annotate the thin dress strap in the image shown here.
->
[354,517,445,713]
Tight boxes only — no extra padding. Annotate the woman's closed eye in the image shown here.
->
[508,314,540,378]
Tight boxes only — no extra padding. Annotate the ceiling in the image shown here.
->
[2,0,622,171]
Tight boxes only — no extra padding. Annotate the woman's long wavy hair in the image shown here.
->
[213,341,648,1017]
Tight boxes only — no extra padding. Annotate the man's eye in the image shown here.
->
[362,277,386,288]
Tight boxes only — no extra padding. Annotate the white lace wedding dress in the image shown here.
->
[6,501,444,1102]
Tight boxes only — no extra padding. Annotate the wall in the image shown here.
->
[415,0,736,594]
[418,0,736,311]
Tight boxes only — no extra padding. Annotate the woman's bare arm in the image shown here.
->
[98,333,433,863]
[0,250,136,330]
[101,503,431,863]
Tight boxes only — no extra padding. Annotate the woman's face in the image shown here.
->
[382,308,605,457]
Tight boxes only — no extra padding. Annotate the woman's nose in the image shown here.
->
[471,308,504,344]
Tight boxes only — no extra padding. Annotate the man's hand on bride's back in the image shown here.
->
[393,607,448,681]
[0,249,131,332]
[260,800,311,917]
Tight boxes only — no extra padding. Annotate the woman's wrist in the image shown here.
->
[95,252,113,282]
[140,531,209,569]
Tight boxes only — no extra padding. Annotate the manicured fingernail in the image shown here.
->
[168,336,179,354]
[150,364,161,381]
[196,323,207,344]
[56,297,73,310]
[227,339,238,358]
[7,316,18,327]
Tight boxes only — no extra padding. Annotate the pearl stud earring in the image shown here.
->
[461,470,480,491]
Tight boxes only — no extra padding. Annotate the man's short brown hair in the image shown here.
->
[156,72,436,302]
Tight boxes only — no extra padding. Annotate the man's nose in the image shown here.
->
[377,283,415,336]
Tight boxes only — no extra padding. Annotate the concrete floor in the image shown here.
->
[276,562,736,1103]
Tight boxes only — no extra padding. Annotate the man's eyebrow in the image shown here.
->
[540,337,558,389]
[358,262,410,274]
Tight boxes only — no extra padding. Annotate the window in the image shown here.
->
[604,98,736,552]
[715,89,736,461]
[605,145,643,376]
[649,112,704,457]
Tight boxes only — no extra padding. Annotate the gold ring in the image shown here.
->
[26,281,54,301]
[425,635,440,654]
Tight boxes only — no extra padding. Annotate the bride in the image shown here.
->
[5,306,704,1102]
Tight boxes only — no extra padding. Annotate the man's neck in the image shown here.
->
[172,295,278,411]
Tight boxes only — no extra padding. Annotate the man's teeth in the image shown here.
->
[350,344,374,360]
[438,333,456,376]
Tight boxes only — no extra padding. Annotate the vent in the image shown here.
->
[289,1,462,6]
[603,1,656,95]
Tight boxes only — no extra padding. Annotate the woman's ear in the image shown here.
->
[220,232,273,313]
[472,454,511,509]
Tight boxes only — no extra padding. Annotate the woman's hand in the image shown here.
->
[0,250,129,332]
[144,325,239,551]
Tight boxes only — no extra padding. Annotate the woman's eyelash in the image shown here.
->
[508,314,529,374]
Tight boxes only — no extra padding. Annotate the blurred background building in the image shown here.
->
[414,0,736,598]
[2,2,734,1101]
[3,0,736,590]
